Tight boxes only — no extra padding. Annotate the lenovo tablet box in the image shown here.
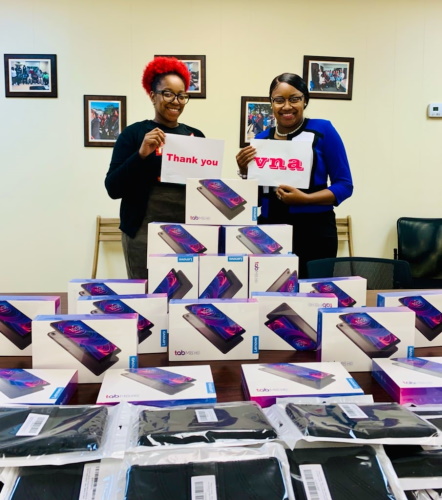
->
[96,365,216,407]
[318,307,415,372]
[0,368,77,405]
[148,254,199,301]
[168,299,259,361]
[77,293,168,354]
[0,296,61,356]
[185,178,258,226]
[298,276,367,308]
[242,362,364,408]
[373,357,442,405]
[68,279,147,314]
[248,254,299,297]
[378,291,442,347]
[221,224,293,255]
[32,314,138,383]
[252,293,338,351]
[199,254,248,299]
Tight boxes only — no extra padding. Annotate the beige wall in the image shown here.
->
[1,0,442,292]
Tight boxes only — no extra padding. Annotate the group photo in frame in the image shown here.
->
[83,95,127,148]
[239,96,274,148]
[303,55,354,100]
[154,54,206,98]
[4,54,57,98]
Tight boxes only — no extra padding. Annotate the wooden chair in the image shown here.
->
[336,215,354,256]
[91,216,122,278]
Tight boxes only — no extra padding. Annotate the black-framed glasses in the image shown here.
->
[271,95,304,105]
[156,90,190,104]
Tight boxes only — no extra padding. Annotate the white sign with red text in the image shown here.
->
[248,137,313,187]
[161,134,224,184]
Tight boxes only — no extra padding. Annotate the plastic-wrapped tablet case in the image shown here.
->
[0,301,32,350]
[153,268,193,300]
[197,179,247,220]
[266,269,298,293]
[311,281,357,307]
[158,224,207,254]
[122,367,196,396]
[236,226,283,254]
[259,363,335,389]
[199,268,243,299]
[137,403,277,446]
[125,458,288,500]
[0,369,50,399]
[284,402,438,440]
[0,405,108,457]
[385,444,442,479]
[399,295,442,341]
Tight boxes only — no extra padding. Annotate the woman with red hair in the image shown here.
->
[105,57,204,279]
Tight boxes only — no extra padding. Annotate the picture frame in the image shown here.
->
[4,54,57,98]
[239,96,274,148]
[303,55,354,100]
[83,95,127,148]
[154,55,206,98]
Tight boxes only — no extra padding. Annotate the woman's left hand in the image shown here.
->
[275,184,308,205]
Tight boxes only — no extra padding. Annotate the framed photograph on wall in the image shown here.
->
[303,55,354,100]
[239,96,274,148]
[154,54,206,98]
[83,95,127,147]
[4,54,57,98]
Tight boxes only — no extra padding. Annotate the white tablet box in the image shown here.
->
[298,276,367,308]
[377,290,442,347]
[68,279,147,313]
[32,314,138,383]
[148,254,199,301]
[0,369,78,405]
[373,357,442,405]
[0,296,61,356]
[241,362,364,408]
[185,178,258,226]
[248,254,299,297]
[221,224,293,255]
[199,254,248,299]
[252,293,337,350]
[168,299,259,361]
[76,294,168,354]
[318,307,415,372]
[96,365,216,407]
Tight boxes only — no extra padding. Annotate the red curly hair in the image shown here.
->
[142,57,191,94]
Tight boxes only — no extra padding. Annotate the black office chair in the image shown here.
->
[395,217,442,289]
[306,256,414,290]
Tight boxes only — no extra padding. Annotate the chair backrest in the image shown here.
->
[91,216,122,278]
[336,216,354,256]
[306,256,414,290]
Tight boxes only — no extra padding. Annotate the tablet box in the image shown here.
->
[32,314,138,383]
[147,222,220,267]
[377,291,442,347]
[168,299,259,361]
[221,224,293,255]
[185,178,258,226]
[248,254,299,297]
[241,362,364,408]
[96,365,216,407]
[318,307,415,372]
[68,279,147,313]
[0,369,77,405]
[148,254,199,300]
[252,293,338,350]
[298,276,367,308]
[76,294,168,354]
[0,296,61,356]
[199,254,248,299]
[373,357,442,405]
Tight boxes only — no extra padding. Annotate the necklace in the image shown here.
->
[275,118,305,137]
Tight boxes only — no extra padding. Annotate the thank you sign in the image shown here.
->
[161,134,224,184]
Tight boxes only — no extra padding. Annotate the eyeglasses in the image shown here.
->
[156,90,190,104]
[271,95,304,105]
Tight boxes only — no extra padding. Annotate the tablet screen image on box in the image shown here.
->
[337,312,400,358]
[158,224,207,254]
[266,269,298,293]
[236,227,283,254]
[0,301,32,350]
[259,363,335,389]
[311,281,356,307]
[398,295,442,341]
[197,179,247,220]
[79,282,117,296]
[91,299,154,344]
[153,268,193,300]
[392,357,442,378]
[48,320,121,376]
[122,367,196,395]
[0,369,50,399]
[199,268,243,299]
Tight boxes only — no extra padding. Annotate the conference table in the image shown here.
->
[1,291,440,405]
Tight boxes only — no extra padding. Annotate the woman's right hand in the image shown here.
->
[236,145,256,174]
[139,128,166,159]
